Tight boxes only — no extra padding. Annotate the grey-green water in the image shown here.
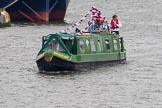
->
[0,0,162,107]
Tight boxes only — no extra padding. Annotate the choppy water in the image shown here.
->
[0,0,162,108]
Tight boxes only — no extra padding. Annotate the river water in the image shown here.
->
[0,0,162,108]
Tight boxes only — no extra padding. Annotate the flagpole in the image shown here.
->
[91,18,95,32]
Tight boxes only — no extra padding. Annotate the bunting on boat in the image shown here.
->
[61,6,105,34]
[61,12,90,33]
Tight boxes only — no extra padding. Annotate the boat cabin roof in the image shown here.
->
[39,32,122,56]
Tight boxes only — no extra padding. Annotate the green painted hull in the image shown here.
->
[36,32,126,72]
[37,55,126,72]
[71,52,126,63]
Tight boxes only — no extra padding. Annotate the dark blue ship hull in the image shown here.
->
[0,0,17,8]
[5,0,70,22]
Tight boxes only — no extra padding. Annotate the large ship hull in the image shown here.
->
[0,0,16,8]
[6,0,70,22]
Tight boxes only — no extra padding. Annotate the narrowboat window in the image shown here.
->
[114,39,118,50]
[98,40,101,52]
[105,39,110,50]
[62,39,73,51]
[52,39,65,52]
[79,40,85,53]
[90,39,96,52]
[44,42,52,51]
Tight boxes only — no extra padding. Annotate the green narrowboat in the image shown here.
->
[36,32,126,72]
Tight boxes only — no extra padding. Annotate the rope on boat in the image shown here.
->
[61,12,90,33]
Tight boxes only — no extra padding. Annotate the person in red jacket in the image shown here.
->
[109,15,122,35]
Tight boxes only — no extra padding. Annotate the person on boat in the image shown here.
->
[88,19,106,33]
[109,15,122,35]
[102,20,109,32]
[87,21,92,32]
[95,11,105,28]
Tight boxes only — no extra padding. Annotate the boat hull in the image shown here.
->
[6,0,70,22]
[36,55,126,72]
[0,0,16,8]
[36,33,127,73]
[8,11,66,22]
